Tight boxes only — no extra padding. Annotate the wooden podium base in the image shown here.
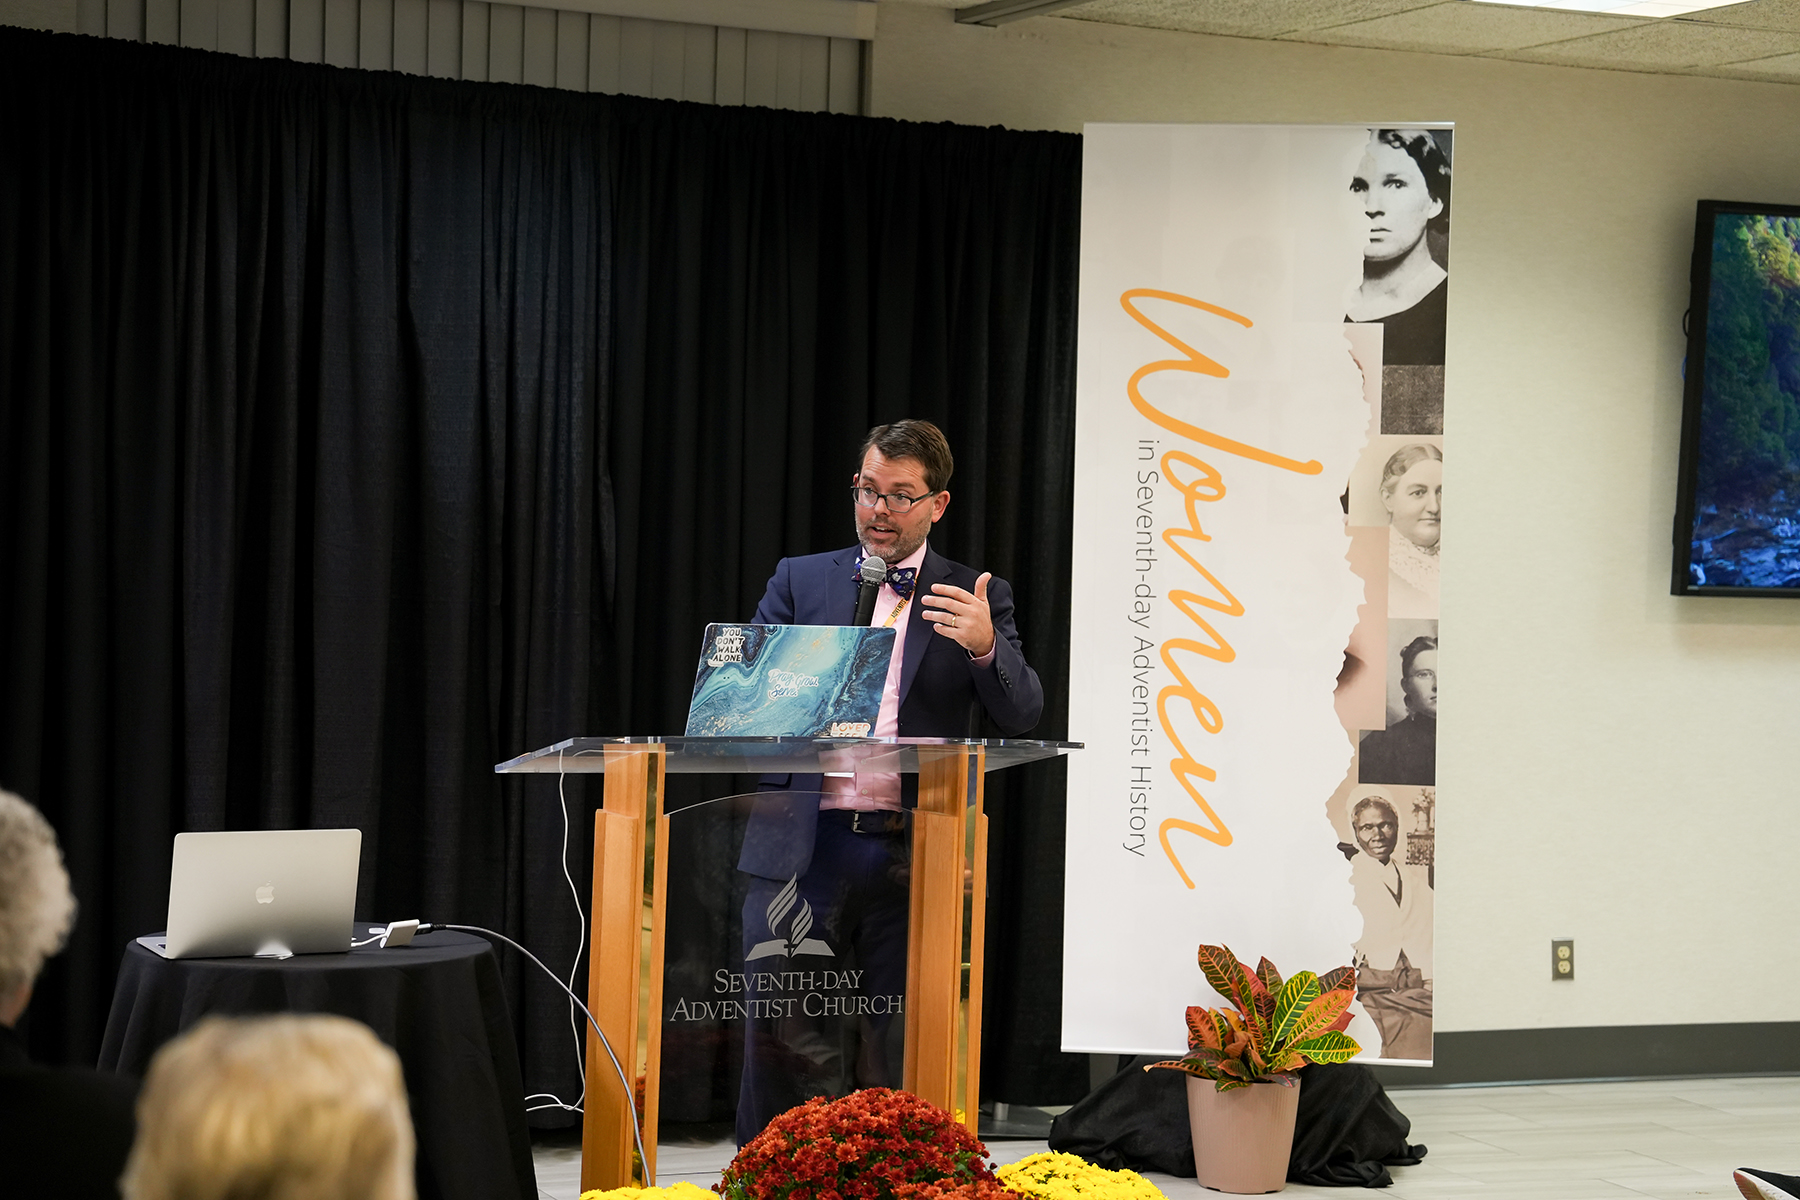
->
[577,743,987,1192]
[491,737,1080,1194]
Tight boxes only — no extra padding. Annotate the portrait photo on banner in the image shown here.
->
[1333,780,1437,1062]
[1346,434,1443,621]
[1344,127,1451,435]
[1360,616,1438,788]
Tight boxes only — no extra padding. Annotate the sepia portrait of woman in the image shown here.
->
[1346,129,1452,367]
[1381,443,1441,617]
[1343,788,1433,1061]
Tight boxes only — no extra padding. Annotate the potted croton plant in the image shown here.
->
[1148,945,1360,1195]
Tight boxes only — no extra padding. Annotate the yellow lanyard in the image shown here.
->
[882,597,909,628]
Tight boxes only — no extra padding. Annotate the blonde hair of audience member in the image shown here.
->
[121,1014,416,1200]
[0,788,78,1026]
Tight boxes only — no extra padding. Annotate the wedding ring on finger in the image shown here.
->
[950,615,957,629]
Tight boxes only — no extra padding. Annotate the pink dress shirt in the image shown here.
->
[819,542,994,811]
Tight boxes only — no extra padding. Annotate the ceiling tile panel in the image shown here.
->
[1275,2,1648,53]
[1499,18,1800,66]
[1681,0,1800,30]
[1060,0,1438,39]
[933,0,1800,82]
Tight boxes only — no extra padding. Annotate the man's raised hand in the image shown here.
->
[922,572,995,658]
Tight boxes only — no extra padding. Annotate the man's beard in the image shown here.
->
[856,517,927,564]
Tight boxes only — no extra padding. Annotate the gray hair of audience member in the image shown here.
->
[121,1014,417,1200]
[0,788,77,1002]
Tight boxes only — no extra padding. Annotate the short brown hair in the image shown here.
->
[858,420,954,494]
[122,1014,415,1200]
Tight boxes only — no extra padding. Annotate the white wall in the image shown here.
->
[871,3,1800,1035]
[0,0,863,112]
[0,0,74,30]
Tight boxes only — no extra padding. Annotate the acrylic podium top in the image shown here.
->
[493,736,1081,776]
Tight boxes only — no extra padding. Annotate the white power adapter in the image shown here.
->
[379,919,420,948]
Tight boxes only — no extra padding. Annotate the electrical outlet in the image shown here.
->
[1552,938,1574,981]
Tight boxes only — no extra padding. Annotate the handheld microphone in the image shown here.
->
[853,555,886,626]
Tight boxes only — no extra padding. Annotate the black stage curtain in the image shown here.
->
[0,26,1089,1111]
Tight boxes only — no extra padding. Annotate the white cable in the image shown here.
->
[463,747,620,1122]
[420,923,652,1185]
[353,927,582,1117]
[491,748,596,1117]
[559,748,589,1109]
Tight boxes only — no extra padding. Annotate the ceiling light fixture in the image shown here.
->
[954,0,1090,23]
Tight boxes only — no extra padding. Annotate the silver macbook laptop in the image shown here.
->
[137,828,362,960]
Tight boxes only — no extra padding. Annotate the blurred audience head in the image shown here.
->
[0,788,77,1025]
[121,1013,415,1200]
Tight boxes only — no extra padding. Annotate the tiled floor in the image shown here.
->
[534,1076,1800,1200]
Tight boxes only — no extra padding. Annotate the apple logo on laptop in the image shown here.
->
[255,883,275,905]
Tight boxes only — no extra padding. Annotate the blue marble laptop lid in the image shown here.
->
[685,623,895,737]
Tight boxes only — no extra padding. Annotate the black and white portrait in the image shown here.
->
[1380,442,1441,618]
[1359,619,1436,786]
[1346,438,1442,618]
[1345,128,1450,434]
[1343,785,1434,1061]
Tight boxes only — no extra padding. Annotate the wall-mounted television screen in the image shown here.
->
[1673,199,1800,596]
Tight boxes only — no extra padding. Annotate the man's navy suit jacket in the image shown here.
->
[738,544,1044,879]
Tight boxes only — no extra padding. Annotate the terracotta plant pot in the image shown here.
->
[1185,1074,1302,1194]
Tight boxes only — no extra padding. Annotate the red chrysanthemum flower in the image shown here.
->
[717,1089,995,1200]
[892,1181,1016,1200]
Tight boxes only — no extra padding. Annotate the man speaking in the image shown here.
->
[754,418,1043,756]
[734,419,1044,1140]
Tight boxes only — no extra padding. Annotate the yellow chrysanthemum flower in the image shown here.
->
[580,1182,719,1200]
[996,1152,1166,1200]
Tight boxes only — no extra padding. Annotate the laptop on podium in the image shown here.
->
[685,623,895,737]
[137,828,362,960]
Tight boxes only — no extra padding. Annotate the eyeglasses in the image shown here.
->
[851,485,935,513]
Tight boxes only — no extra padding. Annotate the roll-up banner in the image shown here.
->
[1064,124,1449,1064]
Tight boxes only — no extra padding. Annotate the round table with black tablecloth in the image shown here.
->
[99,929,536,1200]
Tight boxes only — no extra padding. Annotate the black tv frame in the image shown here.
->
[1671,198,1800,598]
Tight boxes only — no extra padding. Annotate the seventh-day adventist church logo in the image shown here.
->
[745,876,834,960]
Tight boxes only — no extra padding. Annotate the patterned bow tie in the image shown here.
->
[852,562,918,599]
